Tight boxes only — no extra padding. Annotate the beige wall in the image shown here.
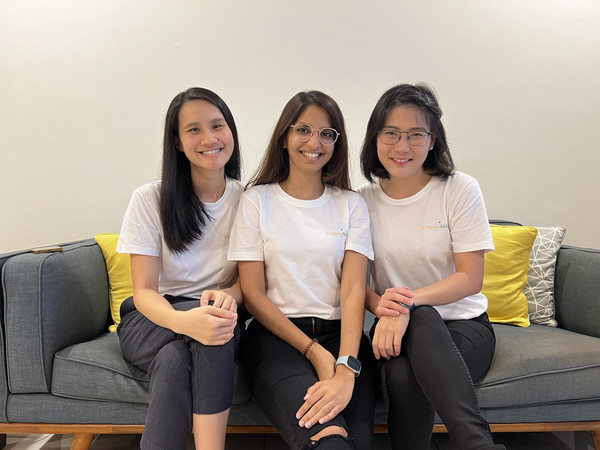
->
[1,0,599,252]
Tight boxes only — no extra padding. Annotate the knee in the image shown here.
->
[406,306,446,344]
[384,356,417,397]
[409,304,439,324]
[148,340,191,381]
[304,426,351,449]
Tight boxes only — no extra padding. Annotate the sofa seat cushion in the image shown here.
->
[51,332,250,405]
[476,324,600,408]
[51,333,149,404]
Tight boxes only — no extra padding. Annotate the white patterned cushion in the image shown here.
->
[524,226,566,326]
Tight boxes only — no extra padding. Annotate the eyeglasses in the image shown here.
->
[290,123,340,146]
[378,129,432,146]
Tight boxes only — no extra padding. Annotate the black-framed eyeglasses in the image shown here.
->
[378,129,432,146]
[290,123,340,146]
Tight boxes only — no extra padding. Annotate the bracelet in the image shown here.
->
[399,302,416,312]
[301,338,318,357]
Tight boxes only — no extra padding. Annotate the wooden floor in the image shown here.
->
[2,431,597,449]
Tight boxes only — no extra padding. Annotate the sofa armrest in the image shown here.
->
[554,245,600,338]
[0,250,28,421]
[2,239,110,394]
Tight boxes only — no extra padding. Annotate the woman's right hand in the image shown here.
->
[308,343,336,381]
[200,289,238,313]
[375,287,415,318]
[372,314,410,360]
[176,306,237,346]
[295,344,352,428]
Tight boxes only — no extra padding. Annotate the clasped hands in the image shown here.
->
[372,286,414,360]
[177,290,238,346]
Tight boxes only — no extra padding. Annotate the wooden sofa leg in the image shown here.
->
[591,430,600,450]
[0,434,6,449]
[71,433,94,450]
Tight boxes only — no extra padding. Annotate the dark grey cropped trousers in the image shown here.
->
[117,296,239,450]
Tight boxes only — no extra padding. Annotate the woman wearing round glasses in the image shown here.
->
[358,84,505,450]
[229,91,376,449]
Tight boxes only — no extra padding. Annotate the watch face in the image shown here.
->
[337,356,362,375]
[347,356,361,372]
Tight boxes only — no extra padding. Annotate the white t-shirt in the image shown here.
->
[117,177,244,299]
[358,171,494,320]
[228,183,374,320]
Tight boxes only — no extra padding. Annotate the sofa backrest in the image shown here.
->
[0,250,26,421]
[1,239,110,394]
[554,245,600,338]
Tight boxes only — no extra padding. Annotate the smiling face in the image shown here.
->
[377,105,435,185]
[177,99,234,175]
[284,105,335,178]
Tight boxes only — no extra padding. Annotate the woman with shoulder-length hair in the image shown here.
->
[359,83,505,450]
[117,87,244,450]
[229,91,376,449]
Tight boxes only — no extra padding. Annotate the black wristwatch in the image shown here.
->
[336,355,361,376]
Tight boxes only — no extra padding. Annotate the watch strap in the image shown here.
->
[336,355,361,376]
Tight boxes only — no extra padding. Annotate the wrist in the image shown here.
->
[335,364,358,378]
[401,301,416,312]
[223,287,242,305]
[335,355,362,377]
[168,309,185,334]
[302,338,318,359]
[371,293,383,318]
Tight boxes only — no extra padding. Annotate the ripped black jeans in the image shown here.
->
[241,318,376,450]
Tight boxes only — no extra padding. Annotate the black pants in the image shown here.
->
[117,296,240,450]
[376,306,505,450]
[241,318,376,450]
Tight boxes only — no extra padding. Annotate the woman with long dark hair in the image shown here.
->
[117,87,243,449]
[229,91,376,449]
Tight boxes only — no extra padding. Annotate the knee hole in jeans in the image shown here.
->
[309,425,348,441]
[304,427,352,449]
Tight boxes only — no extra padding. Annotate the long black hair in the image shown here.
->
[361,83,454,182]
[248,91,350,190]
[160,87,241,253]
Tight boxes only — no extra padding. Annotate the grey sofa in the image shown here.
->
[1,232,599,450]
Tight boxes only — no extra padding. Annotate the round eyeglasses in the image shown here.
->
[378,129,432,146]
[290,123,340,146]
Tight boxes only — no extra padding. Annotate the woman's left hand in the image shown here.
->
[200,290,238,313]
[295,370,355,429]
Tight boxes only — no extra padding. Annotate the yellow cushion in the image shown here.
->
[95,233,133,332]
[482,225,538,327]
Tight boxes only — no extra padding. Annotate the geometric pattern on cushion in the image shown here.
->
[524,226,566,327]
